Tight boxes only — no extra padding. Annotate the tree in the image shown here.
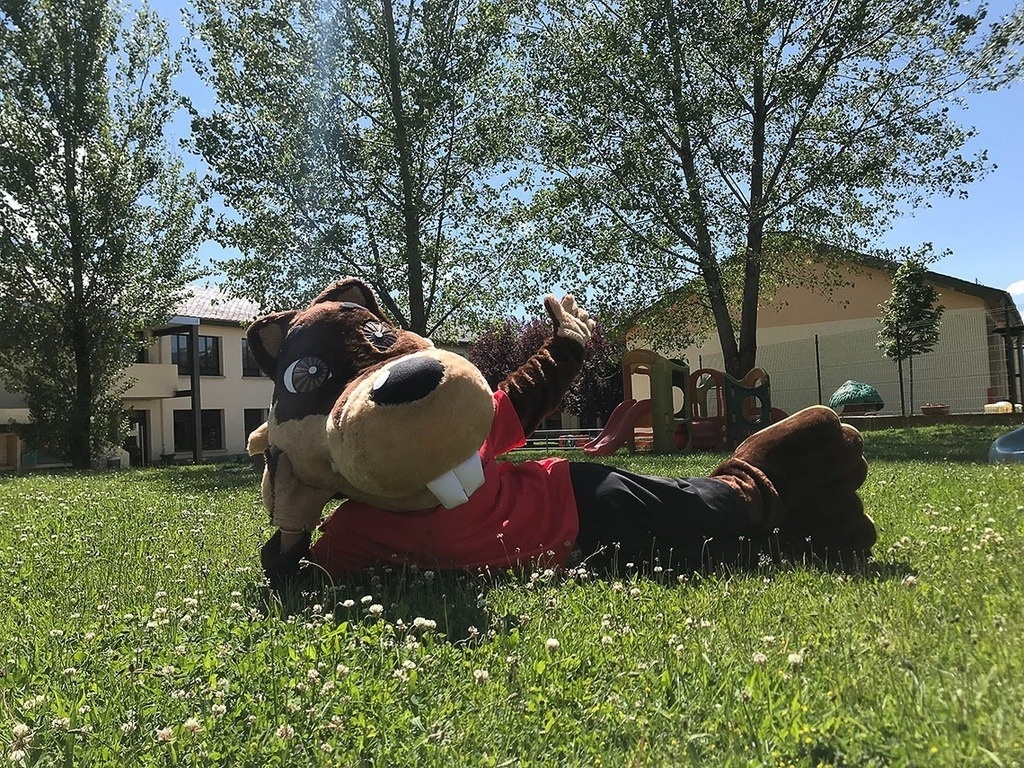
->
[467,316,625,424]
[519,0,1021,377]
[0,0,207,468]
[878,256,945,415]
[187,0,538,337]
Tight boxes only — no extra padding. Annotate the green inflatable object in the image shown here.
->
[828,380,884,412]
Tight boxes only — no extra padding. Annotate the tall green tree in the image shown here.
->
[520,0,1021,377]
[0,0,207,468]
[878,256,945,415]
[188,0,537,337]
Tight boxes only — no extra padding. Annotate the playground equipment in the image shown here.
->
[989,424,1024,464]
[829,380,884,415]
[585,350,782,455]
[621,349,690,453]
[582,398,653,456]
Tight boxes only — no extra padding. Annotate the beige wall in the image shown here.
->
[667,263,1001,415]
[759,262,986,328]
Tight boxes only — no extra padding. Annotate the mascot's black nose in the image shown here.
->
[370,356,445,405]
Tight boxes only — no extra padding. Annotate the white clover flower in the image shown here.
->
[368,604,384,617]
[336,664,350,676]
[545,637,560,651]
[752,652,768,666]
[155,727,174,742]
[276,724,295,739]
[787,652,804,666]
[413,616,437,631]
[903,575,918,587]
[183,717,202,735]
[473,669,490,683]
[211,704,227,717]
[11,724,31,740]
[360,595,373,605]
[51,717,70,730]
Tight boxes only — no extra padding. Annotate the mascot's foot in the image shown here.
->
[260,530,313,592]
[780,493,877,561]
[714,405,875,560]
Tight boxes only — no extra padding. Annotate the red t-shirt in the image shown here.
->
[308,389,579,574]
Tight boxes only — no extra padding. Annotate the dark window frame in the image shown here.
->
[241,339,264,378]
[172,334,222,377]
[173,409,225,452]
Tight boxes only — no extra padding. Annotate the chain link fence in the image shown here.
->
[695,307,1023,416]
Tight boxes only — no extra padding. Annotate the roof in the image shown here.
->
[173,285,262,325]
[848,251,1023,329]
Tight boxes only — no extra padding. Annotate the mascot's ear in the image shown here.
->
[311,278,385,317]
[246,310,298,378]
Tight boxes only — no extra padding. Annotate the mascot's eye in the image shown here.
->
[283,356,331,394]
[362,320,398,351]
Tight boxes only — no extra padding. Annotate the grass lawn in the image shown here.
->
[1,424,1023,766]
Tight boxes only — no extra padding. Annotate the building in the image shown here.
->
[128,286,275,465]
[668,256,1023,415]
[1,285,275,467]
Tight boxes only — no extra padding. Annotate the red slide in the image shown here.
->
[583,399,652,456]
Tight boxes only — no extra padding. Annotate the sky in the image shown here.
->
[873,76,1024,306]
[156,1,1024,310]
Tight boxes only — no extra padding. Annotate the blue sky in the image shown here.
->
[159,1,1023,309]
[875,76,1024,306]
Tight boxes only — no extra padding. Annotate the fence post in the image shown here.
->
[814,334,822,405]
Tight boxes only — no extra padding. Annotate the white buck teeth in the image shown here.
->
[426,453,485,509]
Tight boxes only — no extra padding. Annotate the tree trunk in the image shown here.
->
[69,309,93,469]
[736,49,767,380]
[382,0,426,334]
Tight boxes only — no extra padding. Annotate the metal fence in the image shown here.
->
[695,307,1023,416]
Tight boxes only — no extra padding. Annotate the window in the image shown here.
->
[173,409,225,452]
[241,339,264,377]
[243,408,269,441]
[172,334,222,376]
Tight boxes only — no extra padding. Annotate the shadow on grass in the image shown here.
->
[862,424,1008,463]
[245,548,914,644]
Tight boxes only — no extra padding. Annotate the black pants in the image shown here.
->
[568,462,767,574]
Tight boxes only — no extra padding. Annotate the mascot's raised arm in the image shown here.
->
[246,278,875,587]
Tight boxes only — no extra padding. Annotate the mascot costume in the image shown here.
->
[247,279,876,586]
